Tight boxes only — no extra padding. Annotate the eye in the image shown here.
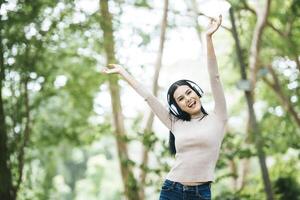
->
[187,90,191,95]
[178,97,183,101]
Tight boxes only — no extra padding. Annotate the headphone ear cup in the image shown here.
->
[170,104,179,116]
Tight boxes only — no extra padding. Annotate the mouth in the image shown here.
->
[187,100,196,108]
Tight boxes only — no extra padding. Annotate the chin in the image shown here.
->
[188,108,201,115]
[194,103,201,111]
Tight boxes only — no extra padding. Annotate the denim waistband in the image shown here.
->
[164,179,211,191]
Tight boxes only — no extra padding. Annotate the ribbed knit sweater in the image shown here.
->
[134,57,227,182]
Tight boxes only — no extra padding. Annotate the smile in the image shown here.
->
[187,100,196,108]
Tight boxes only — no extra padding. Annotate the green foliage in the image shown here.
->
[218,132,256,170]
[274,176,300,200]
[268,155,300,200]
[1,0,300,199]
[140,130,158,149]
[133,0,152,9]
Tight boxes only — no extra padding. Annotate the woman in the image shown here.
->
[102,15,227,200]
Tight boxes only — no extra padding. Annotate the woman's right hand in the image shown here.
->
[205,15,222,37]
[101,64,124,74]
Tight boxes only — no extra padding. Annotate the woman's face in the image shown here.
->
[173,85,201,116]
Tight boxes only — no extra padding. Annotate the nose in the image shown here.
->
[186,98,192,104]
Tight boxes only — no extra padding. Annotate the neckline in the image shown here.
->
[191,114,207,121]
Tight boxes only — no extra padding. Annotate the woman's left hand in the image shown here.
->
[205,15,222,37]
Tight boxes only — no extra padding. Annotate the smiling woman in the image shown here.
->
[168,80,205,119]
[101,15,227,200]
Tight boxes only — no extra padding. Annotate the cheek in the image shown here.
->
[198,100,202,106]
[196,100,201,109]
[177,101,186,110]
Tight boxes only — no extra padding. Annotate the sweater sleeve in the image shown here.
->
[144,94,173,131]
[207,58,228,122]
[133,83,173,130]
[118,68,173,130]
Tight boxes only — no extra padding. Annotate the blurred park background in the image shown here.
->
[1,0,300,199]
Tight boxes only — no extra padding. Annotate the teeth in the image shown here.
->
[188,101,195,107]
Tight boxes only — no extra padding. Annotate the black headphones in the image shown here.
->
[167,80,204,117]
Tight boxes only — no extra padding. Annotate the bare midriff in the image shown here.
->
[180,182,207,186]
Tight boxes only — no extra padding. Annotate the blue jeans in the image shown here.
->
[159,179,212,200]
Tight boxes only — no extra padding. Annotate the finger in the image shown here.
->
[102,69,113,74]
[101,67,109,72]
[108,64,116,68]
[101,68,107,74]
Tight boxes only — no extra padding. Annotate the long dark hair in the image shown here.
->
[167,80,208,155]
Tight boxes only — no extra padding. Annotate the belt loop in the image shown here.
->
[196,185,200,196]
[171,180,176,189]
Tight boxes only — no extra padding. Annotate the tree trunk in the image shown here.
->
[248,0,271,90]
[139,0,169,199]
[0,0,14,197]
[247,2,274,198]
[294,54,300,73]
[239,159,250,190]
[229,7,274,200]
[99,1,139,199]
[14,77,31,199]
[229,160,238,190]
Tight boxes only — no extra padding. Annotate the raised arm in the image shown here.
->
[205,15,228,121]
[101,64,172,129]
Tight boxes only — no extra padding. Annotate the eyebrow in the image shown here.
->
[176,89,191,100]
